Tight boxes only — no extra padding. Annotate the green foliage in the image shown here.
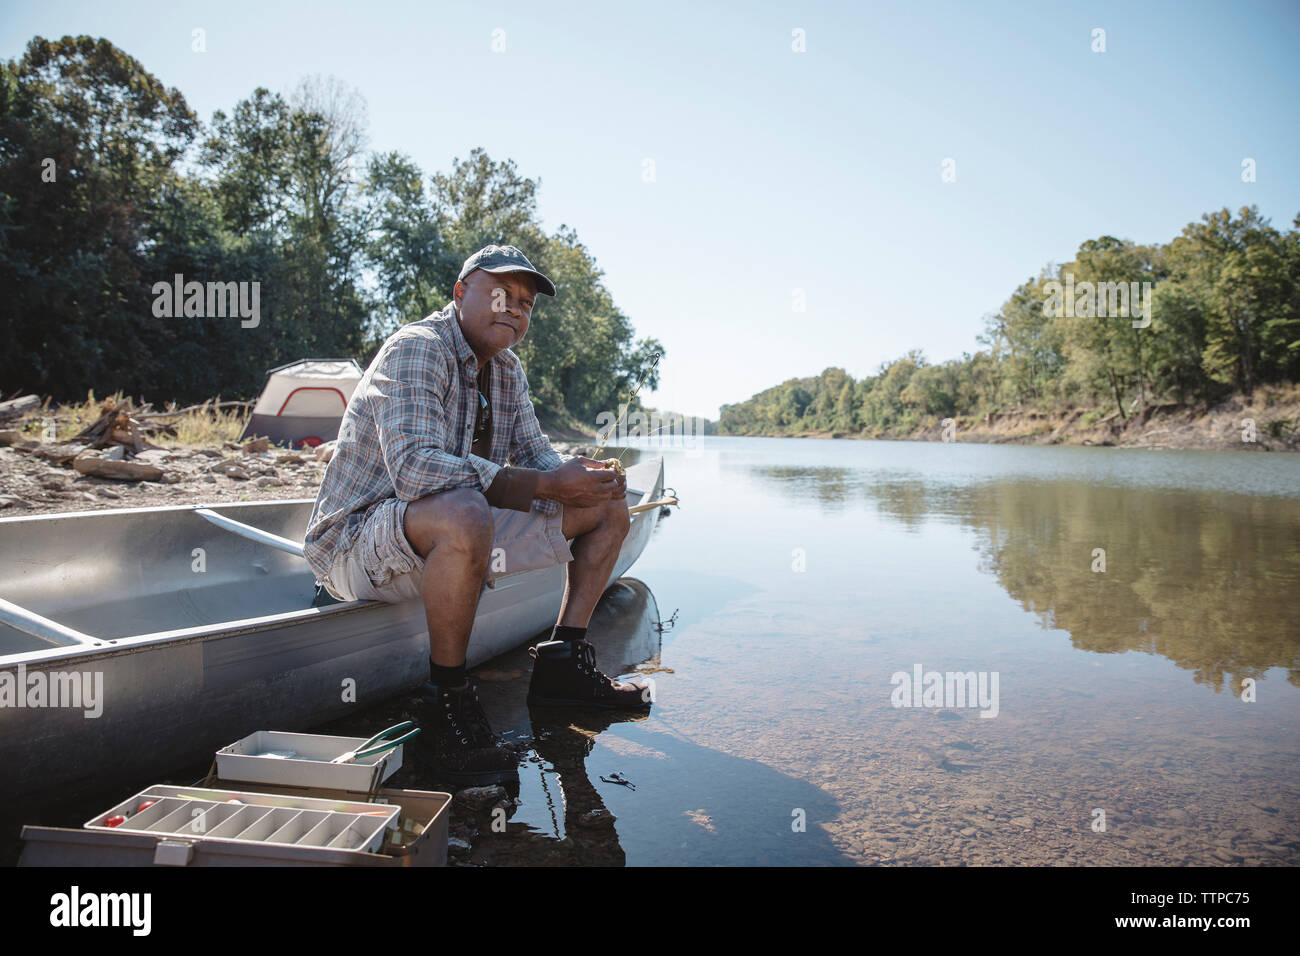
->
[1165,208,1299,395]
[721,206,1300,436]
[509,222,662,427]
[0,35,199,398]
[979,273,1065,405]
[2,37,659,424]
[363,150,447,336]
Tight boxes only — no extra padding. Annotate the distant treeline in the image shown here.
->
[720,206,1300,436]
[0,36,662,425]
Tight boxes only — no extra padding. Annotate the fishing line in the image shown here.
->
[593,352,661,462]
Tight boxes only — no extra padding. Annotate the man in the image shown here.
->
[304,243,650,787]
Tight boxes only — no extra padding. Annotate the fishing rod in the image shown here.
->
[587,351,680,515]
[592,352,661,466]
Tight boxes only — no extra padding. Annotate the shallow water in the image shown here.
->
[449,437,1300,865]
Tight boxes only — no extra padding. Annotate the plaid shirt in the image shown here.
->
[303,300,571,582]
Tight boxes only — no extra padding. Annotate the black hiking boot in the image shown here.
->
[415,680,519,786]
[526,639,652,710]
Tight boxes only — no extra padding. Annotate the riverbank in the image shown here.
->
[0,389,608,516]
[0,430,604,517]
[727,387,1300,452]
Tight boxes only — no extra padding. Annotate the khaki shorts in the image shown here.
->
[322,495,572,603]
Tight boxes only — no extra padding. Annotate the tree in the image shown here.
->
[431,147,540,274]
[198,77,372,393]
[0,35,199,399]
[363,151,448,338]
[981,273,1064,405]
[832,379,858,432]
[1057,237,1161,416]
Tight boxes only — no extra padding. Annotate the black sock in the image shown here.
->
[429,660,467,689]
[551,624,587,643]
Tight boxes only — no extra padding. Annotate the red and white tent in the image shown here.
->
[239,358,364,448]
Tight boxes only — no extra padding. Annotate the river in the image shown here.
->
[469,436,1300,865]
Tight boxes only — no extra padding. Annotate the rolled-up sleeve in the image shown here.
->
[509,374,571,472]
[372,333,502,500]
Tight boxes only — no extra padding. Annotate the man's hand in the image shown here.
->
[574,455,625,474]
[539,457,627,506]
[577,457,627,497]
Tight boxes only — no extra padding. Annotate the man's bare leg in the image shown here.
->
[557,497,631,628]
[401,487,518,784]
[402,488,494,668]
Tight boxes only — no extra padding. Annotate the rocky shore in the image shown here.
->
[0,436,330,516]
[0,424,602,518]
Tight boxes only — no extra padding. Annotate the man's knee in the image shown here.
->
[404,488,494,559]
[607,496,631,538]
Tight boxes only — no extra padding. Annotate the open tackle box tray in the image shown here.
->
[215,729,410,792]
[85,784,402,852]
[18,782,451,867]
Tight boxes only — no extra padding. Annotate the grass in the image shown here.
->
[20,393,106,439]
[160,404,248,447]
[10,391,248,448]
[1252,381,1300,408]
[1266,418,1295,439]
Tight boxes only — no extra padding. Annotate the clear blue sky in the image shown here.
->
[4,0,1299,420]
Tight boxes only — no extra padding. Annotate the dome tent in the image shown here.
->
[239,358,364,448]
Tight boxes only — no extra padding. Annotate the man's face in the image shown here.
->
[454,269,536,361]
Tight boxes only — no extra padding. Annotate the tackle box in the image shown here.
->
[85,784,401,852]
[18,783,451,867]
[215,730,406,792]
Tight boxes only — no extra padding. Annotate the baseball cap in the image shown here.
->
[457,244,557,297]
